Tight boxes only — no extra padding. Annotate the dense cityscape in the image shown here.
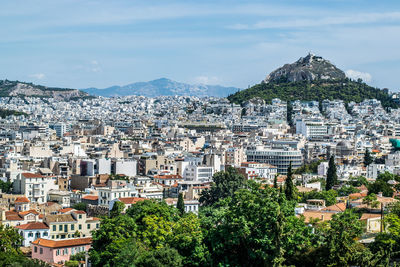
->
[2,1,400,266]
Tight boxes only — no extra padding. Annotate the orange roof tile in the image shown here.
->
[58,208,74,213]
[82,195,98,201]
[32,237,92,248]
[322,202,346,213]
[16,222,49,230]
[118,197,146,205]
[22,173,44,178]
[15,197,30,203]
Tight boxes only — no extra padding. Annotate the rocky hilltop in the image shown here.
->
[0,80,91,100]
[228,54,398,109]
[264,53,345,83]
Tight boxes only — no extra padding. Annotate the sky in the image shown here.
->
[1,0,400,90]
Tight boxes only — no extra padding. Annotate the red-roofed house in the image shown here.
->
[32,237,92,265]
[16,222,49,246]
[109,197,146,212]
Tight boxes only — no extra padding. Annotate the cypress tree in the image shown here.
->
[285,162,295,201]
[326,156,338,190]
[364,148,373,167]
[273,174,278,189]
[177,192,185,215]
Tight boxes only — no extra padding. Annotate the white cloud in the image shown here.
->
[229,12,400,30]
[345,70,372,82]
[193,76,220,85]
[29,73,45,80]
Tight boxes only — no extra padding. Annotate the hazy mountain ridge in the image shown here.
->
[0,80,90,100]
[83,78,241,97]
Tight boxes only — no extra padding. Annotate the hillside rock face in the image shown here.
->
[0,80,89,100]
[264,53,346,83]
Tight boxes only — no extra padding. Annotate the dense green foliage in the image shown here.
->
[0,109,28,118]
[87,168,400,266]
[110,201,125,218]
[177,193,185,215]
[199,167,246,206]
[285,163,296,201]
[0,180,13,193]
[367,171,398,197]
[301,189,338,206]
[294,160,323,174]
[228,78,398,109]
[326,156,338,191]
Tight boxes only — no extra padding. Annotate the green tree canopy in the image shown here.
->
[199,167,246,206]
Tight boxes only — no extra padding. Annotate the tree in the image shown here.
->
[273,174,278,189]
[301,189,338,206]
[203,181,312,266]
[326,156,338,190]
[199,167,246,206]
[364,148,373,167]
[285,162,296,201]
[362,193,380,208]
[287,101,293,127]
[368,180,393,197]
[313,210,367,266]
[110,201,125,218]
[177,193,185,215]
[90,215,138,267]
[0,180,12,193]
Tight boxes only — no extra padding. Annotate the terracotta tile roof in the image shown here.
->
[16,222,49,230]
[5,211,22,221]
[32,237,92,248]
[360,213,381,220]
[58,208,74,213]
[118,197,146,205]
[82,195,98,201]
[299,211,334,223]
[45,214,76,223]
[322,202,347,213]
[19,209,39,216]
[22,173,44,179]
[73,210,86,214]
[15,197,30,203]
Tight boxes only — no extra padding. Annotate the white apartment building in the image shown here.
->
[183,163,214,182]
[296,119,328,139]
[97,180,138,206]
[112,159,137,177]
[13,173,58,204]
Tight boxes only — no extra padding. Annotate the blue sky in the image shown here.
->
[1,0,400,90]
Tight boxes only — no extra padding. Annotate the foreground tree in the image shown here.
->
[110,201,125,218]
[285,162,296,201]
[326,156,338,190]
[203,181,312,266]
[199,167,246,206]
[177,193,185,215]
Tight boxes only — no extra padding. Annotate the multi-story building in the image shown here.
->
[97,180,138,206]
[246,146,302,174]
[13,173,58,204]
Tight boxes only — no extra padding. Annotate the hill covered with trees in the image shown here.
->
[228,54,397,108]
[228,78,397,108]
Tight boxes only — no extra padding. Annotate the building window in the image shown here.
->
[34,246,37,253]
[79,215,82,219]
[87,224,90,229]
[79,224,82,230]
[28,232,33,237]
[40,248,43,254]
[59,225,62,231]
[56,249,60,256]
[43,232,48,236]
[71,224,75,231]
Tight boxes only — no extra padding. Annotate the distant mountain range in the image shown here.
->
[0,80,90,100]
[228,53,398,109]
[82,78,241,97]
